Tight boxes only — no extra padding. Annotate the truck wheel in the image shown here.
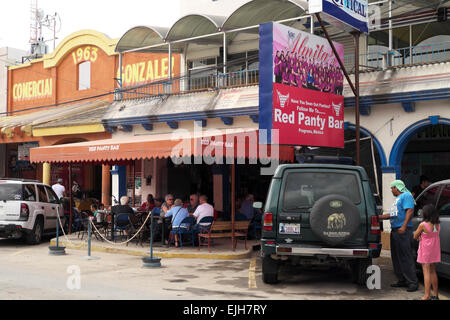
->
[350,258,372,286]
[26,217,43,245]
[262,255,279,284]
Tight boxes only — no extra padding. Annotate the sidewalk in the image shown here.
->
[50,233,259,260]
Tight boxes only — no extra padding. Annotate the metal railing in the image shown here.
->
[116,42,450,100]
[116,69,260,101]
[344,41,450,72]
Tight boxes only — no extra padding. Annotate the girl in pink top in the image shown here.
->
[414,204,441,300]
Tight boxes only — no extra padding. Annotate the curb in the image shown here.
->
[49,239,254,260]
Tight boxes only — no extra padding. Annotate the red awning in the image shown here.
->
[31,129,294,164]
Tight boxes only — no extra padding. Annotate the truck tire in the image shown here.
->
[26,217,43,245]
[350,258,372,286]
[309,194,361,246]
[262,255,279,284]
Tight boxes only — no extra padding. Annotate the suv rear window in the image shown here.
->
[283,172,361,211]
[0,183,37,201]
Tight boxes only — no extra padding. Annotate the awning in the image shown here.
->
[30,129,294,164]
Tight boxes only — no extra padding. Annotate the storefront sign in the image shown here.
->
[259,22,344,148]
[117,57,176,86]
[309,0,368,34]
[12,78,53,101]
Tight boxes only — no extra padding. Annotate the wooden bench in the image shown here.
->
[198,220,250,252]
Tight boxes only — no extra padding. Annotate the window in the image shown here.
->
[37,185,48,203]
[437,185,450,216]
[0,184,22,201]
[283,172,361,211]
[78,61,91,90]
[45,186,59,204]
[415,186,439,212]
[23,184,37,202]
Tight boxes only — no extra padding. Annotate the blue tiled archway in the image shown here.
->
[389,116,450,179]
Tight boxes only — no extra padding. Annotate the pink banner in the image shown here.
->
[270,23,344,147]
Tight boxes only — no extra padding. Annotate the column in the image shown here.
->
[101,165,111,206]
[43,162,51,185]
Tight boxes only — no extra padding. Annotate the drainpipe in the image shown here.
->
[223,32,227,87]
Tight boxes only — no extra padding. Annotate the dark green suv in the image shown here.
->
[257,164,382,285]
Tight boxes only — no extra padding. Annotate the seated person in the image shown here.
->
[164,198,189,247]
[111,196,134,236]
[138,194,155,212]
[192,195,214,233]
[239,194,255,220]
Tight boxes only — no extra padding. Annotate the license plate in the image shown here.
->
[279,223,301,235]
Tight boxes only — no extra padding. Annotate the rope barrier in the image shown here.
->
[88,211,153,246]
[56,208,87,249]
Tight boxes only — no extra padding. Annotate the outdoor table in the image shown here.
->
[160,217,172,245]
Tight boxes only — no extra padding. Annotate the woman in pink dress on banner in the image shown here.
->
[414,204,441,300]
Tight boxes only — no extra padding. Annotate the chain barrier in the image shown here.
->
[89,211,152,246]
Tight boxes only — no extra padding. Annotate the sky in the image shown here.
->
[0,0,182,52]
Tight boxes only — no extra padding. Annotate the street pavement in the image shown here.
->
[0,237,449,300]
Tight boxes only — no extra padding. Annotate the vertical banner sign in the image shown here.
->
[259,22,345,148]
[309,0,369,34]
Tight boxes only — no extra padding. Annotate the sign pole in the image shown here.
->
[316,13,361,165]
[352,31,361,166]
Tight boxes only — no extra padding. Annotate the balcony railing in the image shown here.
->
[116,69,260,101]
[115,42,450,101]
[345,41,450,72]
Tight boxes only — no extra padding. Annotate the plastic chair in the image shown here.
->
[115,214,131,241]
[168,216,196,248]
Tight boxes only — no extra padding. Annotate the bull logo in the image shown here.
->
[327,213,346,230]
[332,101,342,117]
[277,91,290,108]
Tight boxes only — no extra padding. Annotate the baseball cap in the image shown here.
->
[57,178,63,183]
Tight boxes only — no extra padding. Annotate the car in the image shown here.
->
[411,179,450,279]
[255,164,382,285]
[0,179,64,244]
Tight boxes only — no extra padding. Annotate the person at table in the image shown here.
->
[111,196,134,236]
[161,194,175,214]
[138,194,155,212]
[239,194,256,220]
[164,198,189,247]
[192,195,214,234]
[187,194,199,214]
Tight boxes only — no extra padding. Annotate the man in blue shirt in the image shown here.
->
[164,199,189,247]
[379,180,418,292]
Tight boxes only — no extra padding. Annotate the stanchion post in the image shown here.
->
[49,207,66,256]
[82,217,100,260]
[142,213,161,268]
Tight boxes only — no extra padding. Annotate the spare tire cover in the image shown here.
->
[309,194,361,246]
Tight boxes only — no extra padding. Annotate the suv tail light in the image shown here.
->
[19,203,30,221]
[263,213,273,231]
[371,215,380,235]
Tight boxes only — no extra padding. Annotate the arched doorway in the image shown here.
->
[389,118,450,188]
[396,121,450,191]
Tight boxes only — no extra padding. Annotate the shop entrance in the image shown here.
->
[401,124,450,189]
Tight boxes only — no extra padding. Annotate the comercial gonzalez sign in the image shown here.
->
[309,0,369,34]
[259,22,344,148]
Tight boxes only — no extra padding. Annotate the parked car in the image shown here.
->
[411,179,450,279]
[256,164,382,285]
[0,179,64,244]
